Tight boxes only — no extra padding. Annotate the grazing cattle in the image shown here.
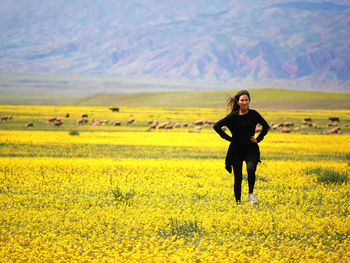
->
[324,127,341,134]
[48,117,57,122]
[65,113,70,118]
[283,122,294,127]
[76,119,84,125]
[156,122,170,129]
[304,118,312,122]
[1,116,13,121]
[112,121,121,126]
[109,107,120,112]
[329,117,340,122]
[312,123,321,129]
[281,127,291,133]
[194,120,206,126]
[194,119,215,126]
[328,123,338,127]
[271,125,279,130]
[25,122,34,128]
[125,118,135,124]
[148,120,158,127]
[92,120,102,126]
[54,120,63,126]
[181,122,188,127]
[82,114,88,118]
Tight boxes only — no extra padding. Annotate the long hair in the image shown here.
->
[226,90,251,112]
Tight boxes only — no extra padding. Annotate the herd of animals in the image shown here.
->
[0,109,346,134]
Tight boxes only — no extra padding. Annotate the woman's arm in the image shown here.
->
[255,112,269,143]
[213,114,234,142]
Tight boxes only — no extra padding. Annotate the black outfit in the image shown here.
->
[213,109,269,203]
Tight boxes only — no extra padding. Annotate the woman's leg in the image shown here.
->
[246,161,257,194]
[232,159,243,204]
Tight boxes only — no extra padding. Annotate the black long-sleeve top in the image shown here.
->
[213,109,269,145]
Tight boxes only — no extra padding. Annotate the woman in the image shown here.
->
[213,90,269,205]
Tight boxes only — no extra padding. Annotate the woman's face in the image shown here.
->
[238,94,250,111]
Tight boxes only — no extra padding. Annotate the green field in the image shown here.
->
[1,88,350,109]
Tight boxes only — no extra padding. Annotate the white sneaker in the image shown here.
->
[248,193,258,205]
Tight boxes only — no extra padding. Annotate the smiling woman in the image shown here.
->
[214,90,270,205]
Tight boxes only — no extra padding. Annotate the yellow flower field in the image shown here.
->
[0,105,349,262]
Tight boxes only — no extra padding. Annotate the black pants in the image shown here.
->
[232,159,257,203]
[230,144,259,203]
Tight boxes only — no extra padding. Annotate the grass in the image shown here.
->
[111,186,135,206]
[160,218,205,238]
[306,167,349,184]
[65,88,350,109]
[68,130,80,136]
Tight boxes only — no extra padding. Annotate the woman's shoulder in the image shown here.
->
[248,109,262,118]
[248,109,259,115]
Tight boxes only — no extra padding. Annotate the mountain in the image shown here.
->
[0,0,350,93]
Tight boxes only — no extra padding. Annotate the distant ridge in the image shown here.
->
[1,1,350,91]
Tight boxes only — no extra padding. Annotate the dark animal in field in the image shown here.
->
[54,120,63,126]
[181,122,188,127]
[109,107,120,112]
[82,114,88,118]
[0,116,10,121]
[304,118,312,122]
[329,117,340,122]
[65,113,70,118]
[111,121,121,126]
[25,122,34,128]
[48,117,57,122]
[148,120,158,129]
[194,120,206,125]
[328,123,338,127]
[76,117,88,125]
[283,122,294,127]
